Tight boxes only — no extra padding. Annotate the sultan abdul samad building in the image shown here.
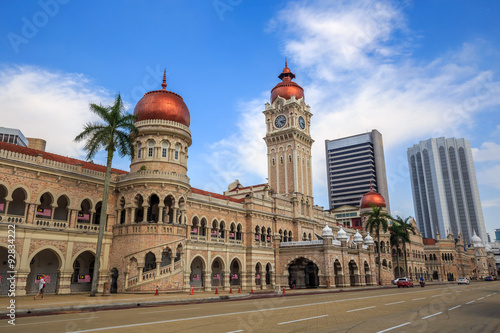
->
[0,64,496,295]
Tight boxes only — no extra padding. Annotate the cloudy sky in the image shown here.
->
[1,0,499,239]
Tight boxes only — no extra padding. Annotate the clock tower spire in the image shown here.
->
[263,62,314,199]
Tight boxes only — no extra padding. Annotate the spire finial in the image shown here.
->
[285,57,288,68]
[161,68,167,90]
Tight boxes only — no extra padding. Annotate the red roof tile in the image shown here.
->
[423,238,436,245]
[0,141,128,175]
[191,187,244,203]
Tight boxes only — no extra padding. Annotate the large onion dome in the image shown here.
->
[360,184,386,209]
[133,69,190,127]
[270,60,304,103]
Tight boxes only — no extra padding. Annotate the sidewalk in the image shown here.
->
[3,281,457,316]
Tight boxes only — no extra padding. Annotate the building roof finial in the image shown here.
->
[285,57,288,68]
[161,68,167,90]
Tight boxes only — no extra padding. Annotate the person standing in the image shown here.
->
[34,274,46,300]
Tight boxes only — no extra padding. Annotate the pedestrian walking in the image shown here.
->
[34,274,46,300]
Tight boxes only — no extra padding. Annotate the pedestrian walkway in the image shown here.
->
[4,281,455,316]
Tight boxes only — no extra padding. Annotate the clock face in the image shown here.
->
[274,115,287,128]
[298,116,305,130]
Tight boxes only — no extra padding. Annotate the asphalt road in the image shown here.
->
[3,282,499,333]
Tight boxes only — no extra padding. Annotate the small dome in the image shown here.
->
[337,226,348,241]
[364,232,374,246]
[270,61,304,103]
[322,223,334,238]
[133,69,190,127]
[485,243,493,252]
[471,230,484,247]
[360,184,386,209]
[353,230,363,244]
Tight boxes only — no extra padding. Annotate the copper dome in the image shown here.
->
[133,70,190,127]
[360,187,386,209]
[270,61,304,103]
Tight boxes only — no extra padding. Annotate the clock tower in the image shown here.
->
[263,62,314,200]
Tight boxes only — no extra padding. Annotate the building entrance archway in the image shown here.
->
[288,258,319,289]
[190,257,204,288]
[27,249,61,294]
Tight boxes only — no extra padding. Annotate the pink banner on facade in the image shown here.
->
[229,232,235,238]
[213,274,220,280]
[78,275,91,282]
[78,212,90,220]
[255,235,259,240]
[37,207,51,217]
[0,203,4,212]
[35,274,51,283]
[211,230,217,236]
[191,227,198,234]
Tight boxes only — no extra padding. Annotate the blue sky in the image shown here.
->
[1,0,499,239]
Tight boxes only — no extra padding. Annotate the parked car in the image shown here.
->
[392,278,398,285]
[457,277,470,285]
[485,276,493,281]
[397,278,414,288]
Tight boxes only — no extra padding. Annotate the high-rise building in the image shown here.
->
[0,127,28,147]
[495,229,500,242]
[407,137,486,244]
[325,130,390,212]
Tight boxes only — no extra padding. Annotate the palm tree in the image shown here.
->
[363,205,393,285]
[75,94,138,296]
[394,216,416,278]
[389,221,403,278]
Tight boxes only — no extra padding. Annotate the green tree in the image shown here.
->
[363,205,393,285]
[394,216,416,277]
[75,94,138,296]
[389,221,404,278]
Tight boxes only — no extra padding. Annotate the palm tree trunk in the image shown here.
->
[396,245,400,278]
[90,150,113,296]
[377,232,381,285]
[403,243,408,278]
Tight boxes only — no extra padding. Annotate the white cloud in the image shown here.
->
[472,142,500,162]
[482,197,500,208]
[477,164,500,190]
[0,65,113,162]
[202,95,268,191]
[205,0,500,211]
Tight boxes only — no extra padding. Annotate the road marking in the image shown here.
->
[0,317,93,328]
[448,305,461,311]
[385,301,405,305]
[376,322,411,332]
[466,300,475,304]
[413,297,425,301]
[67,287,458,333]
[422,312,442,319]
[278,314,328,325]
[347,306,376,312]
[431,295,441,297]
[226,330,244,333]
[486,294,491,297]
[140,307,200,314]
[477,297,484,300]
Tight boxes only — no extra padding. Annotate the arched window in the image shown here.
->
[137,142,142,159]
[147,140,154,157]
[174,143,181,160]
[161,141,169,158]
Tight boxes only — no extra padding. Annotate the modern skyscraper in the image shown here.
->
[325,130,390,212]
[407,137,486,244]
